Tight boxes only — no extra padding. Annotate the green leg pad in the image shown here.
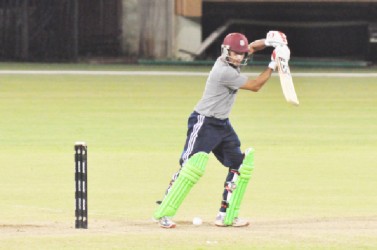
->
[224,148,255,225]
[154,152,209,219]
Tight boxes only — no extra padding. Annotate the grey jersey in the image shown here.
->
[194,57,248,119]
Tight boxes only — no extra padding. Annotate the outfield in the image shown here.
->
[0,64,376,249]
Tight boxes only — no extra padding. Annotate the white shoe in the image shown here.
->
[231,217,250,227]
[158,216,176,229]
[214,213,249,227]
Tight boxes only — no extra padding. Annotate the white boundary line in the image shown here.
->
[0,70,376,77]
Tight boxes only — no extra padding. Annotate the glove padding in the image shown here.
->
[274,45,290,62]
[264,31,288,47]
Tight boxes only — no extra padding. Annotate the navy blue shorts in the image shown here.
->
[179,111,243,169]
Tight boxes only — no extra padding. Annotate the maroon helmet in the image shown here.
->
[221,33,249,66]
[222,33,249,53]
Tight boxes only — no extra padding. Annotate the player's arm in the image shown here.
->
[249,31,288,54]
[239,67,273,92]
[240,47,279,92]
[242,31,288,92]
[248,39,267,54]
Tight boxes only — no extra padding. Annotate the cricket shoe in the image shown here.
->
[155,216,176,229]
[214,212,249,227]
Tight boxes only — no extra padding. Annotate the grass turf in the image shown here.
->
[0,64,376,249]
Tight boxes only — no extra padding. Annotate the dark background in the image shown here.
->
[202,2,377,61]
[0,0,376,62]
[0,0,121,61]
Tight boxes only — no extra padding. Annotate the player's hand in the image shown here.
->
[269,45,290,70]
[264,31,288,47]
[268,50,277,70]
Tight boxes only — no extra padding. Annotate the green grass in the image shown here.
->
[0,64,376,249]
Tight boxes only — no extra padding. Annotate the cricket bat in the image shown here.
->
[276,53,299,106]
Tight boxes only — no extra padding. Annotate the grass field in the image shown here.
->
[0,64,376,249]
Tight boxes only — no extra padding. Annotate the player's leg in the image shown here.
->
[158,112,219,200]
[154,151,209,228]
[154,112,221,228]
[212,140,248,227]
[222,147,254,226]
[212,127,254,227]
[157,112,207,202]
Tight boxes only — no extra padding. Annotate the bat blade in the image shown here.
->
[276,56,299,106]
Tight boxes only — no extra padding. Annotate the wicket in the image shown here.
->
[74,142,88,229]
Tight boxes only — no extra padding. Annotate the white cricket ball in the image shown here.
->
[192,217,202,226]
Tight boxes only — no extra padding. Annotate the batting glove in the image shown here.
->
[264,31,288,47]
[275,45,291,62]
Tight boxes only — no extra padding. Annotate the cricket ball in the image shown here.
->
[192,217,202,226]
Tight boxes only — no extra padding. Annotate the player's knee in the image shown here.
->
[226,153,244,169]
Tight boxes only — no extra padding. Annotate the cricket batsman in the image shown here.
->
[154,31,290,228]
